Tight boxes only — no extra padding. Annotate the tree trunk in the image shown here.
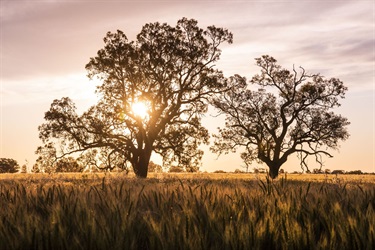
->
[133,147,152,178]
[267,162,282,179]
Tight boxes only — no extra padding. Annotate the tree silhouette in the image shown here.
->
[148,161,163,173]
[55,157,83,173]
[75,148,129,173]
[212,55,350,179]
[0,158,19,173]
[38,18,232,178]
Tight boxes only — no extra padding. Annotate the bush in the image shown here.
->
[213,170,226,173]
[347,170,363,175]
[332,170,345,175]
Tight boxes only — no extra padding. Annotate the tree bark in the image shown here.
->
[133,147,152,178]
[267,162,282,179]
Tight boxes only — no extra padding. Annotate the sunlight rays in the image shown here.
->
[131,102,149,119]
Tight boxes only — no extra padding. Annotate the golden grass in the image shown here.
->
[1,172,373,183]
[0,172,374,249]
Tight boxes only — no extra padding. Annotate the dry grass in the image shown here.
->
[2,172,374,182]
[0,172,374,249]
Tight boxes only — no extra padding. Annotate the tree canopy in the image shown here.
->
[212,55,350,179]
[38,18,232,177]
[55,157,83,173]
[0,158,19,173]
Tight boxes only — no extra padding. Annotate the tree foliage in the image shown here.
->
[21,164,27,174]
[168,165,185,173]
[77,148,130,173]
[0,158,19,173]
[38,18,232,178]
[55,157,83,173]
[212,55,350,179]
[34,143,57,173]
[148,161,163,173]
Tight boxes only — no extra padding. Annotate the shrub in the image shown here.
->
[213,170,226,173]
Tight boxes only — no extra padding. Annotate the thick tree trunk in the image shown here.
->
[133,148,152,178]
[268,166,279,179]
[267,162,282,179]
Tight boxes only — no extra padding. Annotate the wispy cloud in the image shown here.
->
[1,73,98,107]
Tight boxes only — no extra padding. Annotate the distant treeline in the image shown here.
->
[213,169,372,175]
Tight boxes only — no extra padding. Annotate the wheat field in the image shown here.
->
[0,173,374,249]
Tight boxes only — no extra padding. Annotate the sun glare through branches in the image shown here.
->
[131,102,149,119]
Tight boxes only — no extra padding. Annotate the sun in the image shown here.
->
[131,102,149,118]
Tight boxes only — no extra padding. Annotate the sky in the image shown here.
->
[1,0,374,173]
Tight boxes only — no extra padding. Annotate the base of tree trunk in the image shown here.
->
[268,167,280,179]
[134,163,149,178]
[135,173,148,178]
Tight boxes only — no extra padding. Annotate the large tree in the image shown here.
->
[38,18,232,178]
[212,55,350,179]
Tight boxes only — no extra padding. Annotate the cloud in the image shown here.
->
[2,0,372,95]
[1,73,98,108]
[1,1,373,89]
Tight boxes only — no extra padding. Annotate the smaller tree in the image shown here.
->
[214,170,227,173]
[148,161,163,173]
[331,170,345,175]
[35,142,57,173]
[347,170,362,175]
[0,158,19,173]
[55,157,83,173]
[21,165,27,173]
[31,163,41,173]
[212,55,350,179]
[169,165,185,173]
